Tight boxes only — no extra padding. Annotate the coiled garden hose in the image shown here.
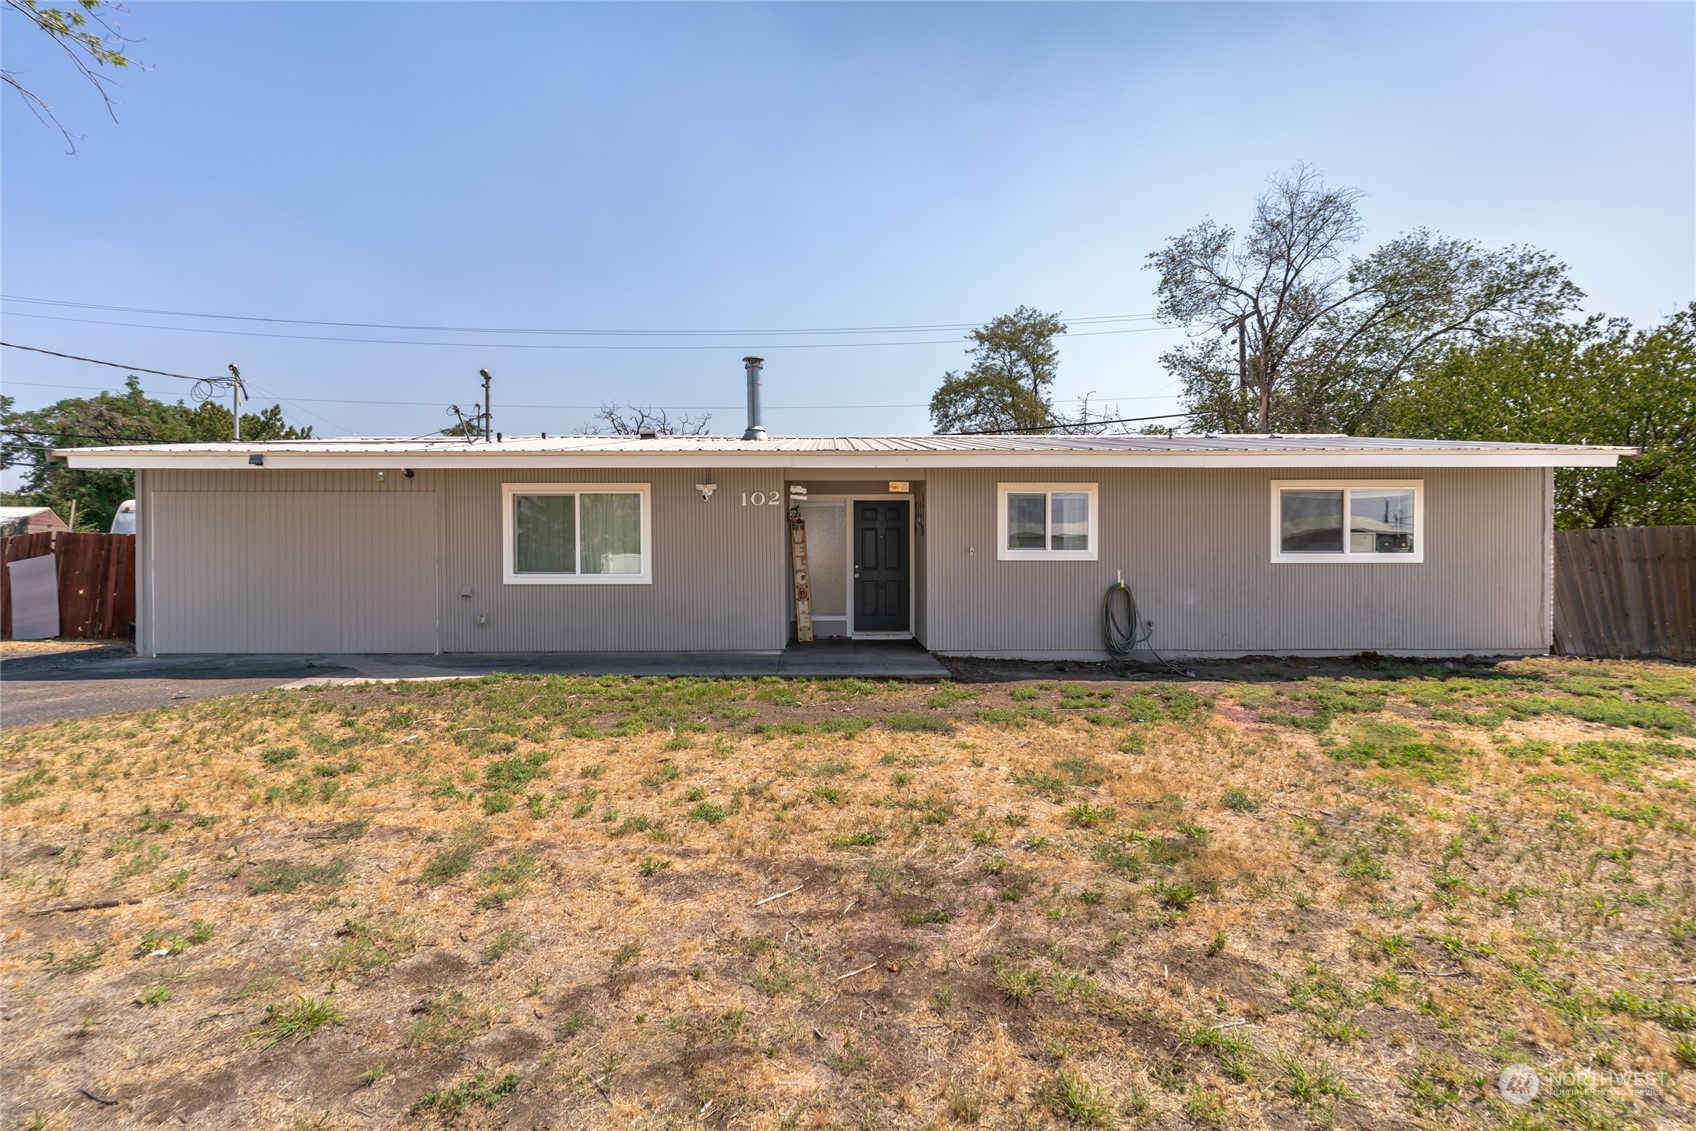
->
[1103,575,1195,677]
[1103,576,1151,657]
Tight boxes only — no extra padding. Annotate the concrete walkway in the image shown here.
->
[0,642,948,728]
[271,644,948,686]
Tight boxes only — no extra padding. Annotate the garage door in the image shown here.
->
[151,492,439,653]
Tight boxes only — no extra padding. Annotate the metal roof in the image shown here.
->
[55,433,1634,470]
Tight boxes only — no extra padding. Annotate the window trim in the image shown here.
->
[501,482,653,585]
[996,482,1099,561]
[1270,480,1424,564]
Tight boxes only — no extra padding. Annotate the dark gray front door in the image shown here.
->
[854,500,909,633]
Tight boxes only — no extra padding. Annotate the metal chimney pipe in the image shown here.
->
[742,356,767,441]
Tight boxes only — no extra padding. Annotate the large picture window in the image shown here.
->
[1271,481,1423,563]
[997,483,1099,561]
[502,483,652,584]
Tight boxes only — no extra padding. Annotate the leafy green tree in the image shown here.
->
[3,0,138,152]
[1,377,311,531]
[929,306,1066,434]
[1382,305,1695,529]
[1147,164,1582,433]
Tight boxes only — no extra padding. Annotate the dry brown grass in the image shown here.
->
[1,658,1693,1129]
[0,640,117,656]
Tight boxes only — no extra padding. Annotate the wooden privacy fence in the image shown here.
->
[1553,526,1695,660]
[1,532,136,640]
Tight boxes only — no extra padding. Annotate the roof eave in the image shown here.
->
[56,447,1635,471]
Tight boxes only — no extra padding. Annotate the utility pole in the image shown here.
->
[228,364,244,441]
[1235,316,1248,397]
[1222,315,1258,432]
[479,368,492,441]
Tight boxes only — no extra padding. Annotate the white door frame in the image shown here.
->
[845,493,914,640]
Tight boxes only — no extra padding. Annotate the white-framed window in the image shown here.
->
[1270,481,1423,564]
[997,483,1099,561]
[502,482,652,584]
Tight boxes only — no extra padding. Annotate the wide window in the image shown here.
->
[997,483,1098,561]
[1271,481,1422,563]
[502,483,652,584]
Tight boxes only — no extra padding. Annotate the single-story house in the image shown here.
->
[58,418,1632,661]
[0,505,71,537]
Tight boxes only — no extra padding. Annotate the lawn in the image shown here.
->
[1,657,1693,1130]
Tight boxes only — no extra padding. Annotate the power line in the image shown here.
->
[2,294,1161,337]
[1,378,1185,413]
[237,375,352,439]
[948,411,1196,435]
[4,380,209,395]
[7,418,1200,445]
[0,345,333,437]
[1,310,1182,351]
[2,427,183,444]
[0,341,216,382]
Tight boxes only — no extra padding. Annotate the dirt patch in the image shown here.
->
[394,950,474,988]
[1156,947,1282,1013]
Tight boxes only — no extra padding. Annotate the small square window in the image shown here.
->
[997,483,1099,561]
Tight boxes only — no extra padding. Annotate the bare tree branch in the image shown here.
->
[583,403,712,437]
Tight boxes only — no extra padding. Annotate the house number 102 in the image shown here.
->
[741,491,782,506]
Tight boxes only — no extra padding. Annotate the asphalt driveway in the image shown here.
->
[0,648,358,729]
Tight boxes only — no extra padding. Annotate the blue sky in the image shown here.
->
[3,2,1692,445]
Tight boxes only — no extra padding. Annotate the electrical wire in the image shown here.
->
[1,310,1183,350]
[0,341,218,382]
[2,294,1161,337]
[2,427,180,444]
[949,411,1194,434]
[0,378,1186,414]
[236,375,352,439]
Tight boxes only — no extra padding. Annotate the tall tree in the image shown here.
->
[1,377,311,531]
[929,306,1067,434]
[3,0,138,152]
[1147,164,1582,433]
[1382,305,1695,529]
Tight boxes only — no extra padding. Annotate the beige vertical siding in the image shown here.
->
[152,491,248,651]
[923,466,1549,657]
[137,463,1550,657]
[141,467,788,654]
[149,487,438,652]
[340,494,441,651]
[134,468,152,655]
[438,468,787,652]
